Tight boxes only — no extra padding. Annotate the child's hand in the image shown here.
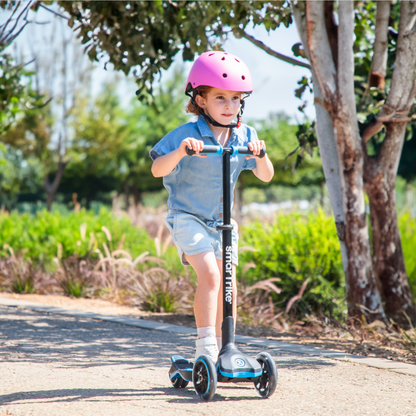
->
[180,138,207,157]
[246,140,266,159]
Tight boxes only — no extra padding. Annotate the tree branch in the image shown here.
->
[0,0,32,49]
[234,29,311,69]
[369,1,391,89]
[39,4,70,20]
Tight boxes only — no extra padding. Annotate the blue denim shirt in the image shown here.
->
[149,116,258,223]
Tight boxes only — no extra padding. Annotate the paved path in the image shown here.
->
[0,301,416,416]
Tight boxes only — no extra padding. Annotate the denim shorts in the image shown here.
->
[165,212,239,266]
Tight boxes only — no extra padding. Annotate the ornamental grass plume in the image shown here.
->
[0,244,54,294]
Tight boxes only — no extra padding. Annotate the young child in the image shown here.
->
[149,51,274,363]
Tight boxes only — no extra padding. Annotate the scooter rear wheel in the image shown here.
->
[192,355,217,401]
[172,376,189,389]
[254,352,278,398]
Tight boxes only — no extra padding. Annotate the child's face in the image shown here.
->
[196,88,242,125]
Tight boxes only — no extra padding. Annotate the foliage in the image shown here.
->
[0,207,183,273]
[1,207,416,321]
[54,255,95,298]
[0,54,29,135]
[128,267,194,313]
[238,277,283,327]
[0,52,56,209]
[59,1,292,102]
[238,209,346,320]
[239,208,416,319]
[398,126,416,183]
[399,212,416,299]
[0,143,44,210]
[0,245,52,294]
[250,114,322,188]
[61,69,190,206]
[0,52,51,133]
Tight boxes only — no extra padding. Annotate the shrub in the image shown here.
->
[399,212,416,300]
[54,255,95,298]
[128,268,194,313]
[0,245,54,294]
[0,207,183,273]
[238,209,346,320]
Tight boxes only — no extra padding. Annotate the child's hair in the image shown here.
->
[185,86,212,116]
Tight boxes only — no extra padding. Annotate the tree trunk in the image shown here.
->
[133,182,141,207]
[124,180,130,211]
[363,0,416,327]
[306,0,386,322]
[44,161,68,211]
[335,116,384,321]
[292,3,349,280]
[132,182,141,226]
[364,122,416,326]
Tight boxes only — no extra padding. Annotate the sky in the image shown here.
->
[5,4,315,123]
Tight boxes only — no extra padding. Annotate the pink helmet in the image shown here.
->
[186,51,253,93]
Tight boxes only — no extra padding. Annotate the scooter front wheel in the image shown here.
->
[254,352,278,398]
[192,355,217,401]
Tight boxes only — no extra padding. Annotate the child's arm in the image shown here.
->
[246,140,274,183]
[151,138,206,178]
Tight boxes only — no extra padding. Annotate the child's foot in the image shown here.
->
[195,336,219,363]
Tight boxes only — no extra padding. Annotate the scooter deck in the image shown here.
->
[169,355,193,382]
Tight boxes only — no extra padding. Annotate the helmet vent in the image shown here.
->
[241,75,245,80]
[221,57,225,61]
[235,58,240,62]
[209,53,214,56]
[222,73,228,78]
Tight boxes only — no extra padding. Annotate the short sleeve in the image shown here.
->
[149,131,178,161]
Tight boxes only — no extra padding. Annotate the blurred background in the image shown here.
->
[1,2,416,334]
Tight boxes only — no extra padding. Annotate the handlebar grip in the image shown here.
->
[186,145,222,156]
[234,146,266,158]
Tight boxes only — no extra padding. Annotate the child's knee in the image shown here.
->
[199,269,221,291]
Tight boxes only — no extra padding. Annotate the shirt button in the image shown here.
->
[219,214,223,217]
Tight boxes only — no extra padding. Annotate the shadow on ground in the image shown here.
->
[0,305,336,373]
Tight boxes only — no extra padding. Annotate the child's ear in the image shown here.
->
[195,95,206,108]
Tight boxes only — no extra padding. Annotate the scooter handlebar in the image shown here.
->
[186,145,265,158]
[186,145,222,156]
[233,146,265,159]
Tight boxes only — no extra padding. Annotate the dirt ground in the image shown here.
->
[2,302,416,416]
[1,292,415,366]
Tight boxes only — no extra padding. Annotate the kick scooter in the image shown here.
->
[168,144,278,401]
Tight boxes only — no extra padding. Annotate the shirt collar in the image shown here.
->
[197,115,240,144]
[197,116,215,138]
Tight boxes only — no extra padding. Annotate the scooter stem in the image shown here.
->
[216,148,234,346]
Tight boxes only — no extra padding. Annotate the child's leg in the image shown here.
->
[185,251,221,328]
[184,251,221,361]
[215,260,237,349]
